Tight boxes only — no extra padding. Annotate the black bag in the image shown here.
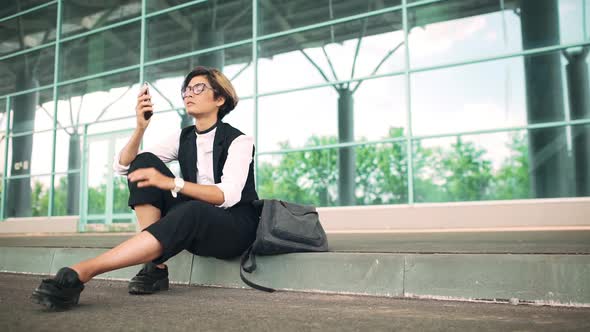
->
[240,199,329,292]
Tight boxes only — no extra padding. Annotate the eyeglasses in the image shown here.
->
[181,82,215,98]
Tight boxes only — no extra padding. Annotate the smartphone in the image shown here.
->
[142,82,153,120]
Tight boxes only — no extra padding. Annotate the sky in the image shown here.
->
[0,0,588,189]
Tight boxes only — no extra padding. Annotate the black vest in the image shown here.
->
[177,122,258,206]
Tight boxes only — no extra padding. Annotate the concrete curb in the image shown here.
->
[1,246,588,306]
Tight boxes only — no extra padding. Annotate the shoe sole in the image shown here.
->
[31,289,80,310]
[128,278,169,295]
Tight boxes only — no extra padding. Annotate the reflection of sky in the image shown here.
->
[4,1,589,187]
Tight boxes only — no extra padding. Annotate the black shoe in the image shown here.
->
[128,262,169,295]
[32,267,84,310]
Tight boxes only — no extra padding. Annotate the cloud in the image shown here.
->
[409,16,487,57]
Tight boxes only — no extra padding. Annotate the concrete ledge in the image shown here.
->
[2,246,588,306]
[0,216,77,233]
[2,197,590,235]
[319,197,590,232]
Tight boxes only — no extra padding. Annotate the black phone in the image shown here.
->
[143,82,153,120]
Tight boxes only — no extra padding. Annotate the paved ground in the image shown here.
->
[1,230,589,253]
[1,273,589,332]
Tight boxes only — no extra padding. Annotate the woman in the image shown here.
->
[32,66,259,309]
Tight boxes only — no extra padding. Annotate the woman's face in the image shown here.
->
[182,75,225,118]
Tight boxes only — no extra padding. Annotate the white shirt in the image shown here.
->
[113,127,254,209]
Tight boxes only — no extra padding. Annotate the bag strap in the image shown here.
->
[239,246,276,293]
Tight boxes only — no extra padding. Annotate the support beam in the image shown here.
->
[337,88,355,206]
[564,47,590,196]
[520,0,572,198]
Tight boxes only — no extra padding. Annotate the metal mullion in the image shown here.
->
[256,40,590,99]
[257,4,404,41]
[403,0,414,204]
[111,213,135,219]
[405,0,446,9]
[257,70,405,98]
[6,170,80,181]
[408,41,590,73]
[144,39,252,67]
[256,118,590,156]
[78,124,88,232]
[48,0,63,217]
[1,97,11,220]
[0,42,56,62]
[0,1,57,24]
[2,5,588,102]
[259,136,408,156]
[139,0,146,83]
[145,0,208,19]
[56,64,140,87]
[414,118,590,142]
[3,39,588,101]
[0,85,53,100]
[60,17,142,44]
[252,0,259,192]
[9,129,50,138]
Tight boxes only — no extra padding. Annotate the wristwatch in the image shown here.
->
[171,177,185,198]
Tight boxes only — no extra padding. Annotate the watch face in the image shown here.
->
[174,177,184,191]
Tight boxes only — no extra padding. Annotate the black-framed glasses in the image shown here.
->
[181,82,215,98]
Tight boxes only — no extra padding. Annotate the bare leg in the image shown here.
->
[71,231,164,283]
[133,204,166,269]
[135,204,161,229]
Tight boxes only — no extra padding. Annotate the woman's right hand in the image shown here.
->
[136,85,153,129]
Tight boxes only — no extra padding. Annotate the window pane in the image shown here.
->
[113,176,130,214]
[0,3,56,56]
[8,130,53,176]
[141,110,182,148]
[408,0,588,69]
[57,70,139,126]
[10,88,55,133]
[0,98,7,130]
[54,125,82,173]
[571,123,590,197]
[258,0,401,36]
[257,141,408,207]
[6,175,50,217]
[352,75,406,142]
[223,98,254,137]
[86,139,108,215]
[61,0,141,37]
[0,0,49,18]
[411,56,527,136]
[258,149,338,207]
[60,22,140,81]
[412,127,587,203]
[258,76,405,153]
[144,43,254,111]
[410,50,583,137]
[146,0,251,62]
[414,131,524,203]
[0,48,55,96]
[257,86,338,152]
[52,173,81,216]
[258,11,404,94]
[559,0,590,45]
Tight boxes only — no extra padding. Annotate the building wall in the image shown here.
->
[0,0,588,223]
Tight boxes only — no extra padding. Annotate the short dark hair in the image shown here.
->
[181,66,238,120]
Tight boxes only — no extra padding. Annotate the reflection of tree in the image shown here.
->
[258,129,531,206]
[30,175,129,217]
[492,132,531,199]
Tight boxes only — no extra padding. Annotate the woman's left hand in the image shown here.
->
[128,167,174,190]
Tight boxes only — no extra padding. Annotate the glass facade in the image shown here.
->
[0,0,588,227]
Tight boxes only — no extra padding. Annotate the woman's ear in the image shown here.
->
[215,95,226,108]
